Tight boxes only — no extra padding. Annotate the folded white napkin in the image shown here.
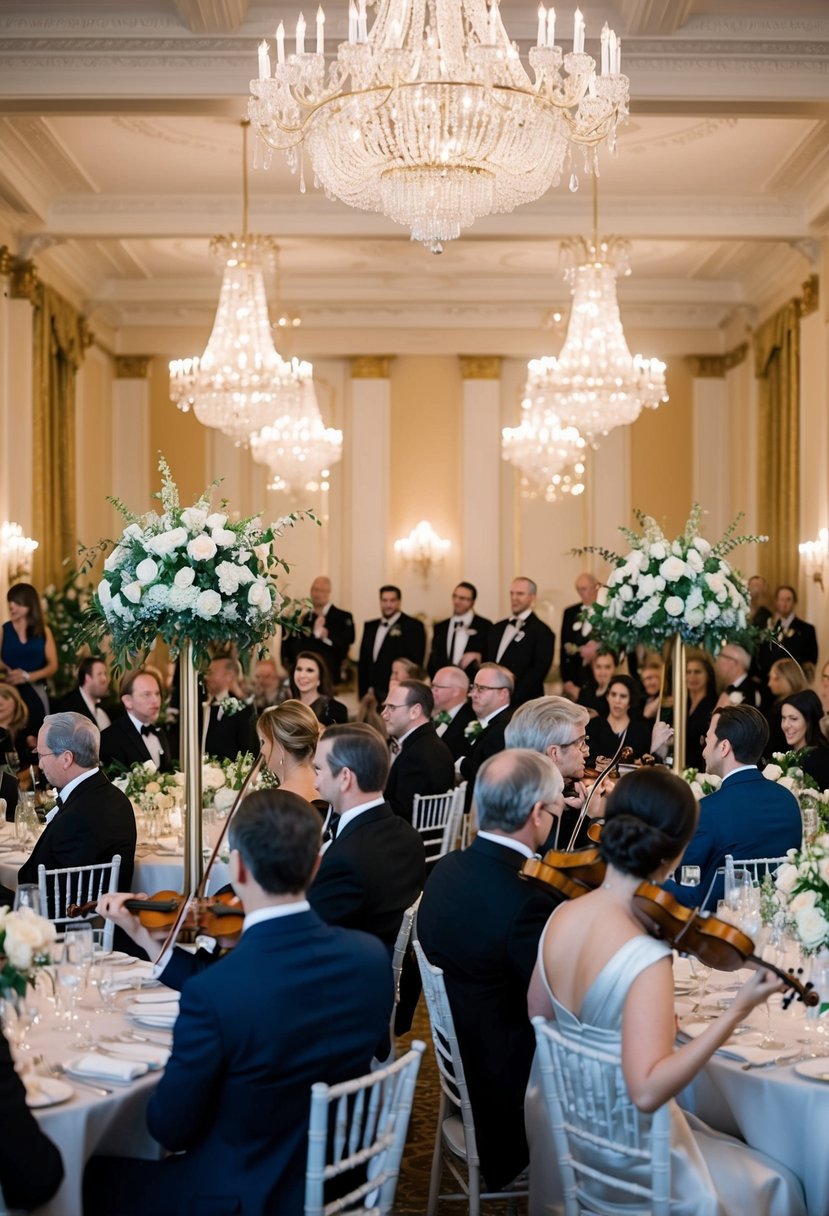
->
[130,1012,177,1029]
[682,1022,798,1065]
[69,1053,149,1081]
[132,991,180,1006]
[105,1042,169,1067]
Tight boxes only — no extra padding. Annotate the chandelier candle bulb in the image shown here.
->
[276,21,285,63]
[258,39,271,79]
[296,13,305,55]
[573,7,584,53]
[600,23,609,74]
[348,0,356,42]
[547,7,556,47]
[358,0,367,43]
[316,7,325,54]
[537,5,545,48]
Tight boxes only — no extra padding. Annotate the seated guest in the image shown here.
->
[779,689,829,788]
[382,679,455,823]
[766,657,808,753]
[54,655,112,730]
[638,658,669,721]
[257,700,327,818]
[417,750,564,1192]
[289,650,348,726]
[0,1030,64,1209]
[16,712,136,892]
[0,683,26,772]
[715,643,763,712]
[251,657,288,712]
[100,668,175,773]
[431,665,476,761]
[459,663,514,812]
[576,648,617,720]
[662,705,802,909]
[87,789,392,1216]
[389,656,428,685]
[586,675,671,768]
[684,650,717,770]
[202,656,257,762]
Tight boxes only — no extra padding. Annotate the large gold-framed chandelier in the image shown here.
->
[249,3,628,251]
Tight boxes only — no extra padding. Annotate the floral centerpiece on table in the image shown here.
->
[0,908,56,1002]
[111,759,184,812]
[775,838,829,955]
[76,455,314,668]
[763,749,819,794]
[681,768,722,800]
[573,506,766,655]
[203,752,277,812]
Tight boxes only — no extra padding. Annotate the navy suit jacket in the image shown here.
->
[662,766,802,909]
[417,836,562,1190]
[385,723,455,823]
[484,613,555,706]
[100,713,175,774]
[146,911,392,1216]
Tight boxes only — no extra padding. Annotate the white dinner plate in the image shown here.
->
[794,1057,829,1083]
[93,949,138,967]
[26,1076,73,1108]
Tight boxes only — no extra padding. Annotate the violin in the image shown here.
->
[520,848,817,1009]
[68,890,245,940]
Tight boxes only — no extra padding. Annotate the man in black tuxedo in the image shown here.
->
[459,663,514,811]
[310,723,425,948]
[54,655,113,730]
[417,748,564,1191]
[382,680,455,823]
[202,656,257,762]
[559,572,600,698]
[715,643,764,711]
[748,575,772,628]
[431,665,476,761]
[427,581,492,678]
[357,585,426,705]
[770,584,818,669]
[281,575,355,683]
[17,712,136,892]
[100,668,175,774]
[485,577,555,707]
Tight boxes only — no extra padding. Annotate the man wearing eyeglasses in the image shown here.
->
[431,665,476,761]
[459,663,514,811]
[382,680,454,823]
[484,577,555,706]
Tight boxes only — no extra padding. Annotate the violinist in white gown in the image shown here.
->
[525,767,807,1216]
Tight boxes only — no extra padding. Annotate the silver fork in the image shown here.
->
[740,1054,792,1071]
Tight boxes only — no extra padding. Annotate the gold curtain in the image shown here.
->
[753,299,800,588]
[31,285,88,588]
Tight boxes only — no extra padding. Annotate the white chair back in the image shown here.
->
[412,786,463,865]
[37,855,122,953]
[391,894,421,1008]
[304,1040,425,1216]
[531,1016,671,1216]
[724,853,788,883]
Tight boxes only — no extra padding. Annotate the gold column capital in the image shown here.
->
[114,355,152,380]
[350,356,393,379]
[684,342,749,379]
[0,246,11,277]
[800,273,819,318]
[459,355,502,380]
[9,258,39,303]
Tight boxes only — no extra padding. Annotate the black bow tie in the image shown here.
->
[141,724,159,737]
[508,617,520,628]
[54,794,64,810]
[326,812,341,842]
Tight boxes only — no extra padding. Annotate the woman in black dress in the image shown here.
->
[587,675,671,766]
[577,649,618,720]
[779,688,829,789]
[289,650,348,727]
[684,650,717,770]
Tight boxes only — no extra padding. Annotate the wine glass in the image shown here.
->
[690,958,714,1020]
[13,884,41,914]
[97,964,120,1014]
[798,955,829,1059]
[64,923,95,998]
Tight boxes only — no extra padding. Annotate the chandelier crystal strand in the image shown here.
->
[249,5,629,250]
[249,361,343,494]
[502,376,587,501]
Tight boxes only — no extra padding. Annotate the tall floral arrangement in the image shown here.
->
[77,456,314,667]
[573,506,766,655]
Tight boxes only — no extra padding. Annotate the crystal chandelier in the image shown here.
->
[249,4,628,251]
[249,363,343,493]
[502,378,587,501]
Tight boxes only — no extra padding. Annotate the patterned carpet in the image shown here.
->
[393,1002,529,1215]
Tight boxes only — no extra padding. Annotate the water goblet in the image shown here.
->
[690,958,715,1020]
[13,884,41,914]
[97,964,120,1014]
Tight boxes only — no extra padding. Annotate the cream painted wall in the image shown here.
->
[75,345,116,554]
[799,308,829,662]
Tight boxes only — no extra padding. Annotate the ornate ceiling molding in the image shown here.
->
[684,342,749,379]
[173,0,249,34]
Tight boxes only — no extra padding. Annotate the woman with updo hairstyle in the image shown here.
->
[526,767,804,1216]
[256,700,325,817]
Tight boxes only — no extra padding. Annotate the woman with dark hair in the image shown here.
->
[685,649,717,770]
[779,688,829,788]
[586,675,672,765]
[0,582,58,759]
[289,651,348,727]
[526,767,805,1216]
[766,658,808,754]
[577,648,618,720]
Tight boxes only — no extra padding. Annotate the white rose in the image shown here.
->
[625,549,647,574]
[206,513,228,530]
[174,567,196,588]
[135,557,159,583]
[686,548,704,573]
[705,572,726,596]
[181,507,209,532]
[97,580,112,609]
[104,545,127,572]
[247,580,272,611]
[211,527,236,548]
[195,589,222,618]
[618,584,633,602]
[791,889,818,913]
[659,555,686,582]
[637,574,655,598]
[123,523,143,540]
[145,527,188,556]
[705,774,722,789]
[775,863,799,894]
[762,764,783,782]
[203,764,226,790]
[187,534,218,562]
[122,581,142,604]
[653,576,666,591]
[596,587,608,607]
[213,786,237,811]
[692,537,712,556]
[795,905,829,952]
[215,561,241,595]
[684,607,705,628]
[777,775,797,792]
[689,781,703,800]
[649,543,666,560]
[580,620,592,636]
[665,596,684,617]
[142,760,157,773]
[4,909,56,970]
[254,542,271,561]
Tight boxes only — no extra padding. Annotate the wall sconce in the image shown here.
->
[0,522,38,583]
[799,528,829,590]
[394,521,450,583]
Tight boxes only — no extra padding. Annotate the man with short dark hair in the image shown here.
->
[417,749,563,1191]
[559,572,600,698]
[100,668,174,773]
[310,723,425,947]
[715,643,763,711]
[202,656,257,762]
[431,665,476,761]
[484,577,555,706]
[357,586,426,705]
[281,575,355,683]
[382,679,455,823]
[87,789,392,1216]
[771,584,818,669]
[55,656,112,730]
[427,582,492,677]
[662,704,802,909]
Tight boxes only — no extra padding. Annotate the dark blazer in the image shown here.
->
[309,696,349,727]
[0,770,17,821]
[18,768,136,892]
[309,801,425,948]
[436,701,477,762]
[281,603,355,681]
[53,686,96,724]
[427,614,492,678]
[662,766,802,910]
[484,613,555,706]
[131,912,392,1216]
[100,713,175,774]
[203,701,258,763]
[417,836,562,1190]
[385,723,455,823]
[756,614,819,678]
[358,613,426,702]
[559,602,589,686]
[459,706,513,812]
[685,693,717,769]
[800,742,829,790]
[587,715,654,767]
[0,1031,64,1209]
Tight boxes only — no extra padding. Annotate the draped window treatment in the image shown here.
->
[31,285,88,589]
[753,299,800,589]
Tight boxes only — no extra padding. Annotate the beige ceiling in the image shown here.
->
[0,0,827,352]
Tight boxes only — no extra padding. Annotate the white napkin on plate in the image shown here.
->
[105,1042,169,1067]
[70,1053,149,1081]
[682,1022,798,1065]
[132,991,180,1005]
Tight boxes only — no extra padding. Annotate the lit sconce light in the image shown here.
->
[0,522,38,582]
[799,528,829,590]
[394,521,450,583]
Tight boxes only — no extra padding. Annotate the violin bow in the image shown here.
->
[153,752,264,966]
[564,730,628,852]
